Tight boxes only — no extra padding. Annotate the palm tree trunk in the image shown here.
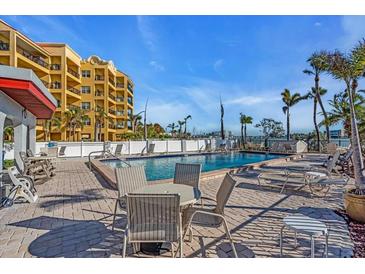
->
[240,123,244,148]
[184,122,187,135]
[313,97,321,152]
[73,126,76,142]
[244,124,247,149]
[349,80,365,188]
[315,74,330,143]
[286,109,290,141]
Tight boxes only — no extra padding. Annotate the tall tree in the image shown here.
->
[167,122,178,137]
[177,120,185,138]
[183,115,192,135]
[239,113,253,148]
[220,97,225,140]
[3,126,14,142]
[281,89,307,141]
[325,42,365,189]
[255,118,285,148]
[43,115,61,141]
[304,52,331,142]
[64,107,88,141]
[143,98,148,141]
[94,107,108,142]
[305,87,327,152]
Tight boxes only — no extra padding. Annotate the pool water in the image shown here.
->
[102,152,285,181]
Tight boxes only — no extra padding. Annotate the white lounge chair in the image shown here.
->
[7,166,38,203]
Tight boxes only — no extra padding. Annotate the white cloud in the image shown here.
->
[213,59,224,72]
[136,16,158,52]
[314,22,322,27]
[149,60,165,71]
[226,95,281,106]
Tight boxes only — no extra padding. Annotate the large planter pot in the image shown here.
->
[344,188,365,223]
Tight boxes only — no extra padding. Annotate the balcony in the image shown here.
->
[50,81,62,89]
[116,111,124,116]
[116,123,124,129]
[67,86,81,95]
[109,109,116,116]
[108,77,115,86]
[17,47,49,69]
[67,67,80,79]
[95,90,104,97]
[109,94,116,101]
[95,75,104,81]
[108,124,116,130]
[41,80,50,88]
[66,104,80,110]
[50,64,61,70]
[127,97,133,105]
[116,82,124,88]
[95,106,104,112]
[127,83,133,94]
[116,96,124,102]
[0,41,9,51]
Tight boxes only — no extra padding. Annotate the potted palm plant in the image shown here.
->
[325,40,365,223]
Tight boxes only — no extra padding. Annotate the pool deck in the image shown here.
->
[0,154,354,258]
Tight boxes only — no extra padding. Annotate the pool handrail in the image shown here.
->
[88,150,131,170]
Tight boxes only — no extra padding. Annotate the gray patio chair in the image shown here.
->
[147,143,155,154]
[19,152,51,182]
[112,165,148,231]
[58,146,66,157]
[114,144,123,157]
[336,148,353,172]
[7,166,38,203]
[311,149,341,176]
[180,173,238,258]
[122,193,183,258]
[26,148,55,170]
[173,163,202,189]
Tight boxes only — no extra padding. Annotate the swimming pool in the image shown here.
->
[102,152,286,181]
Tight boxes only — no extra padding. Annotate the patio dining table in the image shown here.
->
[131,183,201,255]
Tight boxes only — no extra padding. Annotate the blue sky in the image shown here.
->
[2,15,365,135]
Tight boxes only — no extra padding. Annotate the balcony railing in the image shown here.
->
[116,111,124,116]
[127,83,133,94]
[127,97,133,105]
[109,109,116,115]
[109,77,115,86]
[67,67,80,78]
[116,82,124,88]
[95,75,104,81]
[17,47,49,69]
[109,124,116,129]
[116,123,124,129]
[50,64,61,70]
[67,86,81,95]
[0,41,10,51]
[95,106,104,112]
[109,94,116,101]
[67,104,80,110]
[50,81,61,89]
[95,90,104,97]
[116,96,124,102]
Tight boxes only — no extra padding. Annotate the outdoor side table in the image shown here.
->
[280,213,329,258]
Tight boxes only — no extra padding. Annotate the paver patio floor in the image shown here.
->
[0,154,354,258]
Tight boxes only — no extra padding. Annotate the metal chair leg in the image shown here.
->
[122,234,127,258]
[280,226,284,257]
[310,235,315,258]
[111,200,118,231]
[222,218,238,258]
[325,233,329,258]
[170,242,175,258]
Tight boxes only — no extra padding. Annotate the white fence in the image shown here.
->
[3,138,239,159]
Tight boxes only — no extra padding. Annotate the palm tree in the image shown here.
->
[322,91,365,138]
[183,115,192,135]
[304,51,331,142]
[94,107,108,141]
[177,120,185,138]
[325,41,365,189]
[305,87,327,152]
[220,97,225,140]
[64,107,88,141]
[167,122,178,137]
[131,111,144,133]
[239,113,253,148]
[3,126,14,142]
[281,89,307,141]
[43,115,61,141]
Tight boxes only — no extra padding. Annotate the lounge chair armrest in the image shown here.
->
[190,209,225,219]
[200,196,216,203]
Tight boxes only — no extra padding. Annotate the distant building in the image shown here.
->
[329,129,347,139]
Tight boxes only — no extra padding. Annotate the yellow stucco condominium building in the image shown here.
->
[0,19,134,142]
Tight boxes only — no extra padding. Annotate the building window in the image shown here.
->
[82,70,91,78]
[81,102,91,110]
[81,86,91,94]
[84,117,91,126]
